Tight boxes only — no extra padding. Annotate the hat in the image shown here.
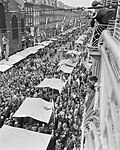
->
[91,1,101,7]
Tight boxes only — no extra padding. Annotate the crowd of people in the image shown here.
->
[0,25,98,150]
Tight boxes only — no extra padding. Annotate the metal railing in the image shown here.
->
[87,19,115,50]
[81,29,120,150]
[102,30,120,80]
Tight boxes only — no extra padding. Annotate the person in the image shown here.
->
[2,35,9,60]
[21,36,25,50]
[55,139,62,150]
[90,1,115,47]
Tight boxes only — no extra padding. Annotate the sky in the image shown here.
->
[60,0,94,7]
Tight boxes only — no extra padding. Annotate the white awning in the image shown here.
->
[75,34,87,44]
[16,49,32,58]
[60,28,74,35]
[37,78,66,92]
[58,65,74,74]
[35,44,46,49]
[0,47,38,66]
[58,59,77,67]
[84,61,93,70]
[40,41,53,46]
[17,45,45,58]
[49,38,57,41]
[0,64,13,72]
[66,50,80,55]
[13,97,53,123]
[58,59,70,66]
[0,125,51,150]
[26,47,38,54]
[75,40,84,44]
[3,54,25,65]
[0,45,46,66]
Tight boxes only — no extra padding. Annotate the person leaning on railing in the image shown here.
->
[90,1,116,47]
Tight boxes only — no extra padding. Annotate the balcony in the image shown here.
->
[81,29,120,150]
[86,18,116,62]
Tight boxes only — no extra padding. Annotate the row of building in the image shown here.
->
[0,0,81,56]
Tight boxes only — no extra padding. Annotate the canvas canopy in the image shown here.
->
[49,38,57,41]
[84,61,92,70]
[0,125,51,150]
[66,50,81,55]
[36,44,46,49]
[0,64,13,72]
[0,45,46,66]
[37,78,66,92]
[35,43,46,48]
[60,28,74,35]
[58,59,70,66]
[2,54,25,66]
[24,45,45,54]
[16,49,32,58]
[25,47,38,54]
[40,41,53,46]
[66,61,78,67]
[75,34,87,44]
[79,34,87,40]
[58,64,74,74]
[75,39,84,44]
[18,45,45,57]
[13,97,53,123]
[58,59,77,67]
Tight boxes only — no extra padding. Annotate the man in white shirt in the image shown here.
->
[2,35,9,61]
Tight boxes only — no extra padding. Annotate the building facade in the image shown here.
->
[0,0,80,57]
[0,0,25,57]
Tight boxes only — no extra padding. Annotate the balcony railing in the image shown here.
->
[102,30,120,80]
[81,29,120,150]
[87,19,115,51]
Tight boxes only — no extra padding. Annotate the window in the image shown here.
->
[26,18,27,25]
[29,18,30,24]
[31,18,33,24]
[21,18,24,32]
[12,15,18,40]
[0,3,6,33]
[31,7,32,15]
[25,7,27,13]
